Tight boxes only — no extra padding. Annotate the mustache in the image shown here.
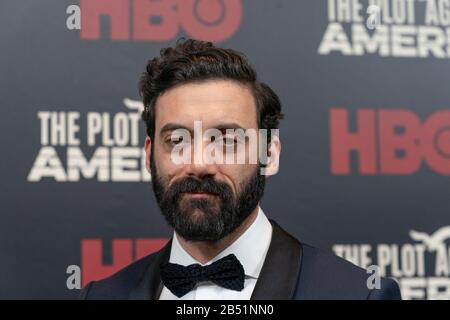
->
[168,176,233,198]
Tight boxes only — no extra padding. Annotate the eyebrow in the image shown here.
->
[159,123,192,136]
[215,123,247,131]
[159,122,248,136]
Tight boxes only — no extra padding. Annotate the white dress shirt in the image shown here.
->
[159,206,273,300]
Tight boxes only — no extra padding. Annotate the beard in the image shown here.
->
[150,156,266,242]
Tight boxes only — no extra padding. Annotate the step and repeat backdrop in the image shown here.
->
[1,0,449,299]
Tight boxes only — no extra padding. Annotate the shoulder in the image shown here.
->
[296,243,401,300]
[79,251,159,300]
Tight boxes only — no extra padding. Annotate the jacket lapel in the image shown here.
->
[128,219,303,300]
[250,219,303,300]
[128,238,172,300]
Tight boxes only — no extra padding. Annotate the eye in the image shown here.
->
[223,136,237,146]
[209,135,235,145]
[167,135,184,146]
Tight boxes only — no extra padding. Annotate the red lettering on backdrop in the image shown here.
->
[179,0,242,42]
[330,108,450,175]
[80,0,242,42]
[330,108,376,175]
[81,238,168,286]
[133,0,178,41]
[421,111,450,175]
[80,0,130,40]
[379,109,421,174]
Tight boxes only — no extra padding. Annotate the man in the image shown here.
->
[80,39,401,300]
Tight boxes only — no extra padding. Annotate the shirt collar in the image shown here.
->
[169,206,273,279]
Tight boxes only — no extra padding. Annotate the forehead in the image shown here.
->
[154,80,258,131]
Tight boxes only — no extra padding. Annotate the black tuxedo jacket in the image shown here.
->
[80,219,401,300]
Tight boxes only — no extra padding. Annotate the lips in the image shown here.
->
[182,191,218,198]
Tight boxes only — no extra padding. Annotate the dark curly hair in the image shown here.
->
[139,38,283,143]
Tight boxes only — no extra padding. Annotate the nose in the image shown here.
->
[185,137,219,179]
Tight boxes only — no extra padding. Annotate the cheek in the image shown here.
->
[218,164,255,192]
[153,142,184,180]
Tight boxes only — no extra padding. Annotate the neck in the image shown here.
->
[176,205,260,265]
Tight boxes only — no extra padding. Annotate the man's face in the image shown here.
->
[145,80,266,242]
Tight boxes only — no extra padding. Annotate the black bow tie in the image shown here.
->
[160,253,245,298]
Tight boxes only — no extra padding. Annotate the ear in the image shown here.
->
[144,136,152,175]
[260,134,281,176]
